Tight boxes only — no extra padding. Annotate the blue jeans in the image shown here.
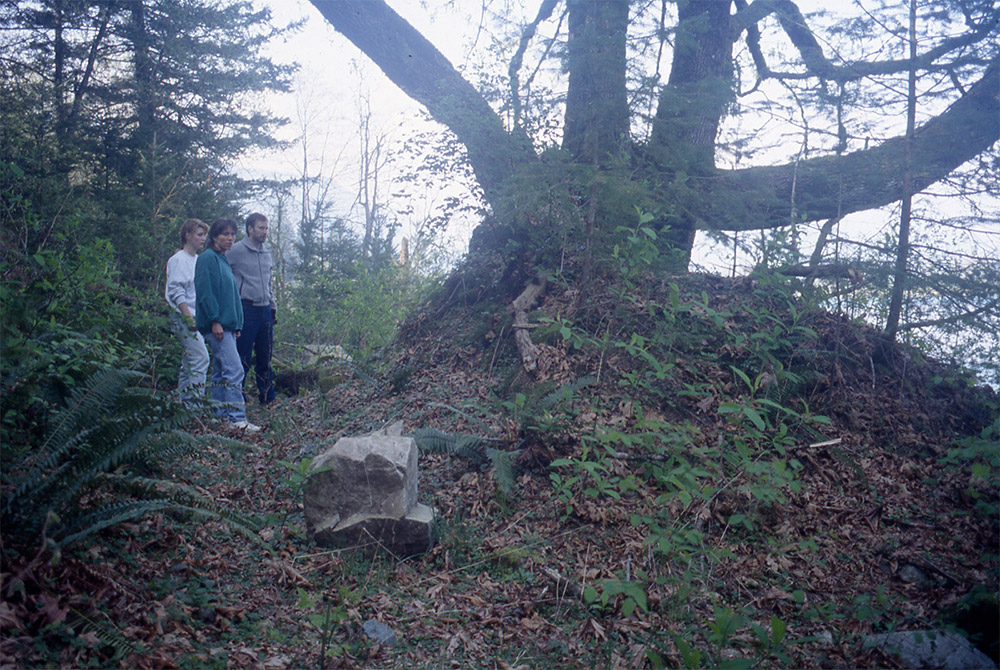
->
[238,302,275,405]
[206,330,246,422]
[170,313,209,408]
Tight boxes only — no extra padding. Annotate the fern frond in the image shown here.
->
[57,499,176,548]
[413,427,458,455]
[65,609,141,661]
[2,365,240,551]
[44,368,143,453]
[455,435,487,464]
[136,429,202,462]
[59,491,262,549]
[204,433,257,455]
[536,375,596,412]
[12,369,142,501]
[488,448,520,497]
[426,402,493,432]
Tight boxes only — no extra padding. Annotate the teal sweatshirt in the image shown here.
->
[195,248,243,334]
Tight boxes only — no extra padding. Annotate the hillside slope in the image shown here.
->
[2,272,996,669]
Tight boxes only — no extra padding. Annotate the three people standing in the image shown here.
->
[194,218,261,433]
[227,213,276,406]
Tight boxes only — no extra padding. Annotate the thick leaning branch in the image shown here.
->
[702,58,1000,231]
[306,0,530,196]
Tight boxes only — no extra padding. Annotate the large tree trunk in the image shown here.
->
[309,0,1000,263]
[648,0,734,266]
[652,0,734,169]
[562,0,630,164]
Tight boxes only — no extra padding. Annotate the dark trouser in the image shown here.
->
[238,301,275,405]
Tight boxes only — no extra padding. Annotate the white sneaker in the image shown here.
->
[232,420,262,434]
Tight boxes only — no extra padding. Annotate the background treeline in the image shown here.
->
[0,0,439,456]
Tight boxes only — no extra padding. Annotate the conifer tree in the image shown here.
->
[0,0,296,283]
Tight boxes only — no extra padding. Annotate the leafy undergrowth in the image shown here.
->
[2,274,997,669]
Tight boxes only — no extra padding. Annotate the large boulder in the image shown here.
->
[303,422,434,557]
[864,630,997,669]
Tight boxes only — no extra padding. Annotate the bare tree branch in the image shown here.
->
[900,297,1000,332]
[734,0,999,83]
[509,0,559,131]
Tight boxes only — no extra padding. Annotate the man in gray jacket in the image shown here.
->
[227,212,276,405]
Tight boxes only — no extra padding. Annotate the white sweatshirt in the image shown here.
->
[165,249,198,315]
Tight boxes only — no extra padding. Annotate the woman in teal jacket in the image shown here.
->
[195,218,260,433]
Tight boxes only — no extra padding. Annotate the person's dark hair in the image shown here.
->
[208,218,238,251]
[245,212,268,235]
[179,218,208,247]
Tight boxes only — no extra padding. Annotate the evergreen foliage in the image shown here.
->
[413,427,519,497]
[0,0,296,284]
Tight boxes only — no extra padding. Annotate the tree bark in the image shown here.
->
[883,0,918,342]
[652,0,734,170]
[562,0,630,164]
[648,0,735,264]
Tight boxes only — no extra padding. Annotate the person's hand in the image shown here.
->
[235,330,241,339]
[185,314,196,331]
[272,308,277,325]
[211,322,224,340]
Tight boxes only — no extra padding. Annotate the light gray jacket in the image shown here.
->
[226,237,276,309]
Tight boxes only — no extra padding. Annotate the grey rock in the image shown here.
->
[313,503,434,557]
[303,430,435,557]
[898,564,932,589]
[304,435,418,529]
[362,619,398,646]
[864,629,997,669]
[368,420,404,438]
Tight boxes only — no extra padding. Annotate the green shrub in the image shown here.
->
[1,367,260,559]
[1,240,174,452]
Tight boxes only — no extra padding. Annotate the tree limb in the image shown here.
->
[508,274,547,373]
[734,0,999,83]
[732,0,770,80]
[776,263,858,280]
[703,58,999,231]
[899,297,1000,332]
[509,0,559,131]
[306,0,531,197]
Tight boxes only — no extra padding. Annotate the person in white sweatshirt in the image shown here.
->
[165,219,210,407]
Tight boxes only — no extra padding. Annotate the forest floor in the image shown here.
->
[2,274,998,669]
